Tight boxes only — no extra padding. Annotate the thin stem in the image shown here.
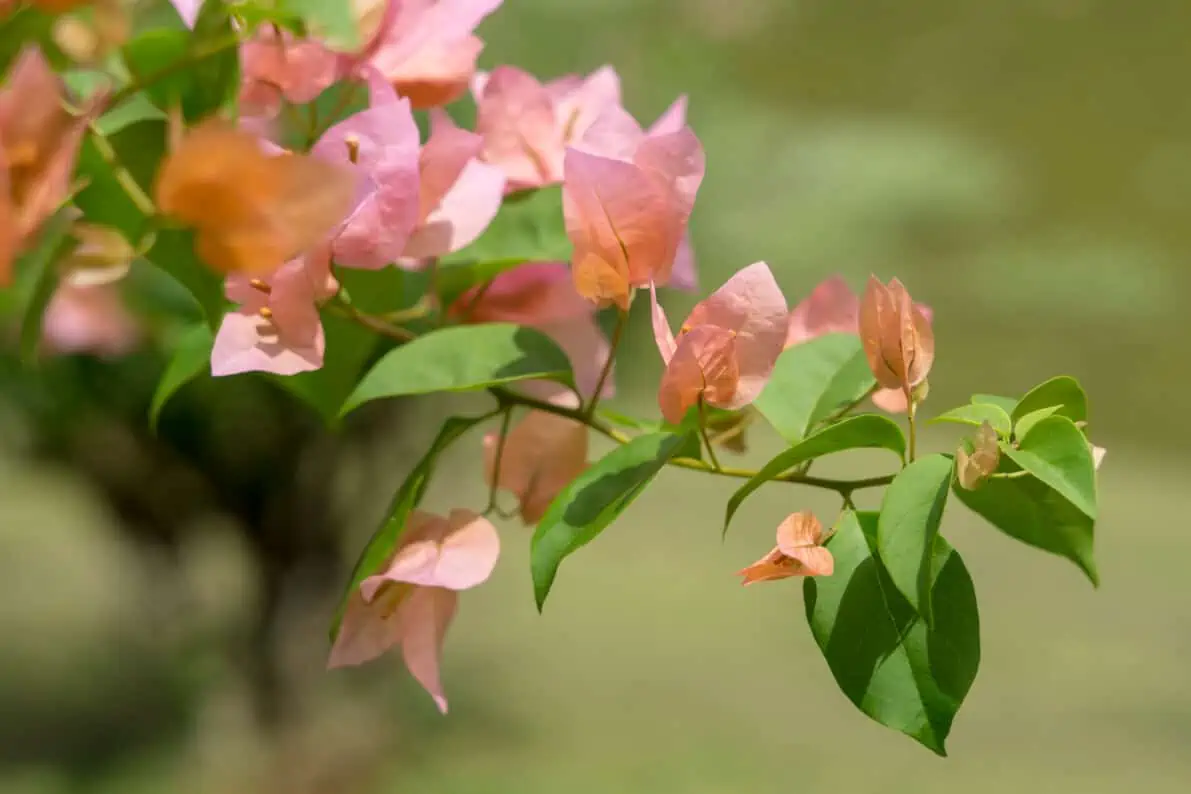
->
[328,298,416,341]
[815,384,879,430]
[698,398,723,471]
[105,33,245,111]
[85,123,156,216]
[485,408,514,515]
[584,309,627,419]
[907,398,918,462]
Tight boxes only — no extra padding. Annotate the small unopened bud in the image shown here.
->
[859,276,934,397]
[956,421,1000,490]
[60,222,135,286]
[52,17,100,63]
[344,135,361,164]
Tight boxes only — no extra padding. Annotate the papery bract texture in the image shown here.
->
[737,512,833,584]
[484,409,588,525]
[859,275,935,398]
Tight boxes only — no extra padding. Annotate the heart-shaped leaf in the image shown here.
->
[1012,375,1088,424]
[805,510,980,756]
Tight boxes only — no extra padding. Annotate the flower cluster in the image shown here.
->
[0,0,1106,752]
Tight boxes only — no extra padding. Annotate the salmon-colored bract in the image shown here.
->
[737,512,834,584]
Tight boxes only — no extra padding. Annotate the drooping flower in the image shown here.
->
[328,508,500,713]
[356,0,504,109]
[0,47,90,284]
[472,65,622,190]
[784,275,934,415]
[311,69,422,269]
[210,249,337,376]
[155,119,356,276]
[450,261,611,401]
[239,25,341,122]
[651,261,786,425]
[956,421,1001,491]
[401,108,505,262]
[484,408,588,525]
[563,125,704,309]
[859,276,935,406]
[737,512,834,584]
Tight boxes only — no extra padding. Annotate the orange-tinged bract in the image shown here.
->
[154,120,357,276]
[483,409,589,525]
[737,512,834,584]
[858,276,935,402]
[956,421,1001,491]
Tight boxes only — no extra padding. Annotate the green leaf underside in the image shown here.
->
[329,415,486,642]
[1003,416,1097,519]
[340,324,575,416]
[274,312,376,423]
[930,403,1012,438]
[723,414,905,534]
[149,323,214,431]
[953,462,1098,585]
[805,511,980,756]
[877,454,953,624]
[753,334,876,443]
[437,186,572,304]
[1012,375,1088,425]
[531,431,695,609]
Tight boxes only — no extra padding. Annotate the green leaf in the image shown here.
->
[74,120,166,242]
[15,210,76,365]
[930,403,1012,437]
[329,414,487,642]
[805,511,980,756]
[275,78,371,150]
[970,393,1018,415]
[723,414,905,534]
[122,2,240,122]
[953,462,1098,585]
[149,323,214,431]
[876,454,953,624]
[437,187,572,304]
[145,229,227,330]
[341,324,575,416]
[336,266,421,316]
[1012,375,1088,425]
[0,6,61,75]
[1002,415,1097,519]
[531,431,694,610]
[1012,405,1061,442]
[283,0,359,50]
[274,312,377,422]
[753,334,876,443]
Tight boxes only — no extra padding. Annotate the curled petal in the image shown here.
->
[775,512,833,576]
[398,586,458,713]
[859,276,933,394]
[649,281,677,364]
[658,325,738,425]
[418,109,483,219]
[361,509,500,595]
[404,157,505,259]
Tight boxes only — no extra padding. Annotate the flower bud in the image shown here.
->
[59,222,135,286]
[859,276,934,401]
[956,421,1000,490]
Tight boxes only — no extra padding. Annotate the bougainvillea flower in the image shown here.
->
[472,65,621,190]
[483,409,588,525]
[356,0,503,109]
[450,261,611,400]
[311,70,422,269]
[328,508,500,712]
[168,0,201,27]
[401,108,505,262]
[651,262,786,425]
[42,278,140,358]
[563,127,704,309]
[155,119,356,276]
[239,25,341,121]
[210,249,337,376]
[956,421,1001,491]
[859,276,935,404]
[737,512,834,584]
[0,47,90,283]
[784,275,934,415]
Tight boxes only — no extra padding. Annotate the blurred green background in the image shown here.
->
[3,0,1191,792]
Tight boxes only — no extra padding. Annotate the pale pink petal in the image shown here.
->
[683,262,787,408]
[668,233,698,292]
[239,28,339,109]
[470,69,491,99]
[476,66,560,188]
[571,104,643,161]
[554,66,622,147]
[1092,445,1106,470]
[647,95,688,138]
[42,283,140,358]
[398,586,458,713]
[776,512,825,551]
[454,261,591,326]
[326,588,403,669]
[362,509,500,593]
[650,281,677,363]
[170,0,201,26]
[403,158,505,259]
[658,325,738,424]
[484,409,588,524]
[871,387,910,414]
[785,275,860,347]
[788,546,834,576]
[563,148,678,290]
[418,109,483,217]
[634,127,705,219]
[537,315,612,400]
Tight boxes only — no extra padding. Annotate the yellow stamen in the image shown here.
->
[249,278,271,294]
[258,306,274,320]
